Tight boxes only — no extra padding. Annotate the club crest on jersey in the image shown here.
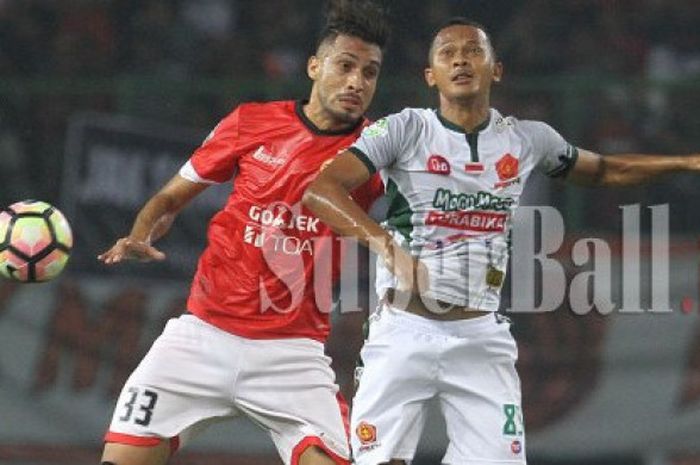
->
[427,155,451,175]
[356,421,377,444]
[495,153,519,181]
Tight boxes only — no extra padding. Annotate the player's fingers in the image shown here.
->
[395,267,414,292]
[415,261,430,294]
[391,266,412,291]
[98,238,130,263]
[97,248,121,263]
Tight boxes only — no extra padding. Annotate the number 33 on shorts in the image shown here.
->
[118,387,159,427]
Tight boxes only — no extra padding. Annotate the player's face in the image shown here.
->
[425,25,502,103]
[308,35,382,124]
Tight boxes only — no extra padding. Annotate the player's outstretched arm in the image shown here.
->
[304,151,388,250]
[568,149,700,187]
[98,174,208,264]
[303,151,428,292]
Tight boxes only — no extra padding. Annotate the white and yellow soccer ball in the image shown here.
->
[0,200,73,282]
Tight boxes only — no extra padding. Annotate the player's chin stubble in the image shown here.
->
[328,103,360,124]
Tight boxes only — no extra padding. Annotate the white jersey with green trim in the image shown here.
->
[350,107,578,311]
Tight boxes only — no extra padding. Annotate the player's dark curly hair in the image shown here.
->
[428,17,496,62]
[316,0,390,51]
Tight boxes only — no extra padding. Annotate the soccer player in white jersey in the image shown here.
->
[303,17,700,465]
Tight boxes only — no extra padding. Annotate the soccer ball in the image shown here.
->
[0,200,73,282]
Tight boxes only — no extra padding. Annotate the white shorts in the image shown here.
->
[351,305,526,465]
[105,314,350,465]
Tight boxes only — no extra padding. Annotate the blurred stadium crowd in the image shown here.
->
[3,1,699,81]
[1,0,699,228]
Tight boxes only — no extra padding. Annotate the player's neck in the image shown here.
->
[438,94,491,133]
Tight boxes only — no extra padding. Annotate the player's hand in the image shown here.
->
[384,244,430,294]
[97,237,166,264]
[688,154,700,171]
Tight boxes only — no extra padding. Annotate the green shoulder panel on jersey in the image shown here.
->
[385,178,413,243]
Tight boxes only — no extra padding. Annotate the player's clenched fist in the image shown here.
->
[383,242,430,295]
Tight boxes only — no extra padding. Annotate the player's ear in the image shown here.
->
[424,66,436,88]
[492,61,503,83]
[307,55,320,81]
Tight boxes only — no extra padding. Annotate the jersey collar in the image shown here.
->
[295,100,364,136]
[436,109,492,134]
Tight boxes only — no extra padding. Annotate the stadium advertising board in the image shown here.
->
[61,113,230,280]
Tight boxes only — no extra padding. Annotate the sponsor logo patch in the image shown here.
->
[494,116,515,133]
[511,440,522,454]
[426,210,507,233]
[242,203,320,256]
[494,177,521,189]
[432,188,514,212]
[252,145,286,166]
[427,155,451,175]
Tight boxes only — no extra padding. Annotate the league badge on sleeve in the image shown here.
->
[362,118,389,138]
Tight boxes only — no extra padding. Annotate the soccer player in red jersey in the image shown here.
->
[96,2,389,464]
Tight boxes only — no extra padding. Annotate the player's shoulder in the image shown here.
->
[371,107,432,130]
[494,110,554,134]
[358,108,427,142]
[222,100,296,135]
[234,99,295,118]
[492,110,559,141]
[393,107,433,123]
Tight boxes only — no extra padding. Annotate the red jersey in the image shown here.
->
[179,100,383,342]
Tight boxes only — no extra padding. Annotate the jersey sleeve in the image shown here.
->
[525,121,579,178]
[179,106,247,184]
[349,109,418,175]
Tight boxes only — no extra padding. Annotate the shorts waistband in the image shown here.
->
[384,289,491,320]
[380,303,500,338]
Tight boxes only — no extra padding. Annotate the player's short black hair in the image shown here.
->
[428,17,496,63]
[316,0,390,51]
